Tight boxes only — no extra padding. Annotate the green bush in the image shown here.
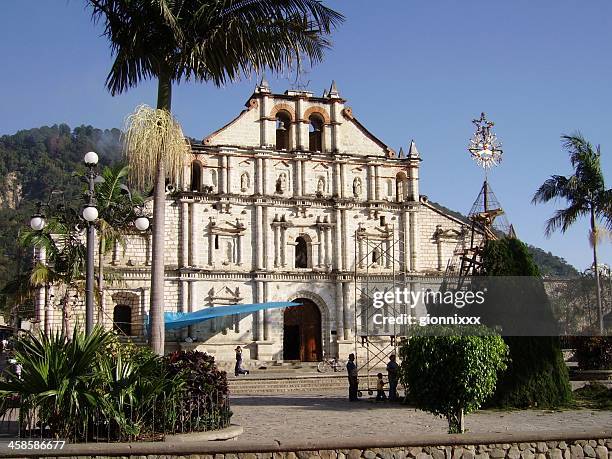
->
[164,350,231,431]
[0,329,230,442]
[571,336,612,370]
[399,325,509,433]
[482,238,573,408]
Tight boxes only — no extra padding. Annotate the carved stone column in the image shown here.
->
[374,164,380,201]
[341,209,347,270]
[324,227,331,267]
[273,224,280,267]
[342,281,350,340]
[236,233,243,266]
[280,225,287,267]
[262,206,271,270]
[368,164,375,201]
[295,160,302,196]
[409,211,418,271]
[317,227,324,267]
[189,202,197,267]
[334,212,342,270]
[180,200,189,267]
[255,206,263,270]
[226,155,232,194]
[219,155,226,194]
[358,235,364,268]
[256,157,263,195]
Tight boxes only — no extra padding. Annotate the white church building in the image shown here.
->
[75,81,470,362]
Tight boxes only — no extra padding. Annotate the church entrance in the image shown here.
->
[283,299,322,362]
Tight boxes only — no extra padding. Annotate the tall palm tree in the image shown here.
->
[88,0,344,354]
[532,134,612,334]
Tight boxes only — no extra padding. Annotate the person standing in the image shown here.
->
[346,353,359,401]
[387,354,400,401]
[234,346,249,376]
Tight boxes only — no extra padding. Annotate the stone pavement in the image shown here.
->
[231,391,612,443]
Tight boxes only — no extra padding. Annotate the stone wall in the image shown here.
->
[3,431,610,459]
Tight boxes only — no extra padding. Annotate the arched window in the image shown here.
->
[276,112,291,150]
[191,161,202,191]
[295,236,309,268]
[113,305,132,336]
[308,115,324,152]
[396,172,408,202]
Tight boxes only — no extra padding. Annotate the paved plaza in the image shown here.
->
[231,391,612,443]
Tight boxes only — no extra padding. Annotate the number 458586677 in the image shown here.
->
[7,440,65,450]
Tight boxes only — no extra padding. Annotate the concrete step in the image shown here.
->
[228,373,380,395]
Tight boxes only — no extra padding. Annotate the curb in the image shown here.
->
[0,429,609,457]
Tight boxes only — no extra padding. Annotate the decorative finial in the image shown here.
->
[328,80,340,98]
[407,140,420,158]
[398,147,404,158]
[256,75,271,93]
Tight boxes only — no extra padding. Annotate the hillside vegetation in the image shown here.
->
[0,125,579,308]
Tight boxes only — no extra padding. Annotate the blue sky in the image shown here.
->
[1,0,611,270]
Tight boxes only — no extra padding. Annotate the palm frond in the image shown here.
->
[123,104,190,191]
[544,202,588,237]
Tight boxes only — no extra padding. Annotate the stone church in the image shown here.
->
[88,81,470,362]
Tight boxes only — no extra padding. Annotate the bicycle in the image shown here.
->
[317,357,345,373]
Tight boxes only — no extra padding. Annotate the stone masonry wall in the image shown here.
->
[6,436,611,459]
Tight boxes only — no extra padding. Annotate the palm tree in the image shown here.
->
[532,134,612,334]
[88,0,344,354]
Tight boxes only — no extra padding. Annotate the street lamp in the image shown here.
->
[84,151,99,336]
[29,154,150,337]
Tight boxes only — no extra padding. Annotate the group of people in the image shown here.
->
[346,353,399,402]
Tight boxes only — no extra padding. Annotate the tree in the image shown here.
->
[88,0,344,354]
[532,134,612,334]
[21,215,87,335]
[482,238,573,408]
[94,164,144,325]
[399,326,508,433]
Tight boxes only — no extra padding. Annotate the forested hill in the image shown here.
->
[0,124,122,288]
[428,201,579,276]
[0,124,578,295]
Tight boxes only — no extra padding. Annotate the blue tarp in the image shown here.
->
[146,301,301,331]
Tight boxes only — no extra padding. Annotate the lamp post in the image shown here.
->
[83,151,99,335]
[30,153,150,336]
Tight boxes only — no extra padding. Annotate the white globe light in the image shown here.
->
[30,216,45,231]
[82,206,98,222]
[135,216,150,231]
[84,151,99,166]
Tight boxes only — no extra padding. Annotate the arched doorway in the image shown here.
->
[113,305,132,336]
[283,298,322,361]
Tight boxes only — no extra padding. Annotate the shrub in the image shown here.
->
[164,350,231,431]
[0,327,114,440]
[0,330,229,441]
[572,336,612,370]
[399,325,509,433]
[482,238,573,408]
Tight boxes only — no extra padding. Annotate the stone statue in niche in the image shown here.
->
[276,172,287,194]
[353,177,362,197]
[317,177,326,194]
[240,172,250,192]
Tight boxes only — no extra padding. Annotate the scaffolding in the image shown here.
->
[353,223,405,394]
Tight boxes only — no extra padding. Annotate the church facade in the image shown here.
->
[93,81,469,362]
